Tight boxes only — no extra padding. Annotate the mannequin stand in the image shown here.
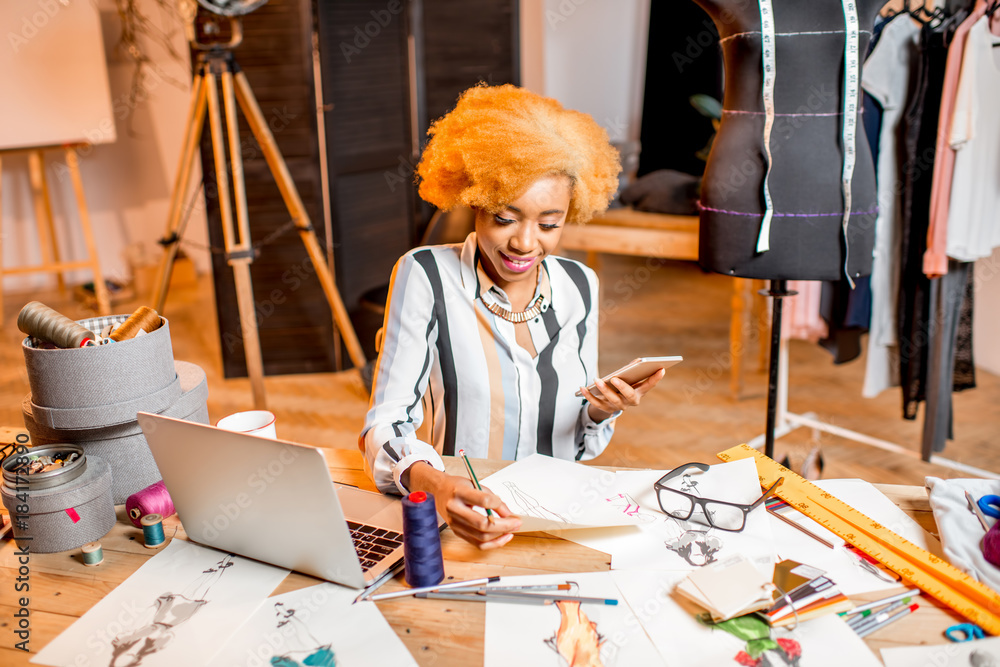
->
[749,282,999,480]
[152,37,365,409]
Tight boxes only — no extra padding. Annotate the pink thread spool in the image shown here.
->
[984,520,1000,568]
[125,480,175,528]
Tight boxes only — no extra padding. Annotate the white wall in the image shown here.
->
[974,248,1000,375]
[536,0,650,145]
[1,2,208,299]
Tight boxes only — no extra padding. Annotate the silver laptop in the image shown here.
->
[137,412,410,589]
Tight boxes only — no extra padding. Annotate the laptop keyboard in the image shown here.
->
[347,522,403,572]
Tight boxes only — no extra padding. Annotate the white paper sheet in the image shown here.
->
[207,583,416,667]
[484,571,665,667]
[33,540,289,667]
[612,569,883,667]
[766,478,937,597]
[562,459,777,571]
[881,636,1000,667]
[479,454,642,531]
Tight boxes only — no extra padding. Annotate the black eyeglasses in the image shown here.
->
[654,462,783,532]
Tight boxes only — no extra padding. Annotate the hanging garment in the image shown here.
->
[922,260,976,456]
[943,15,1000,262]
[898,19,955,420]
[860,14,922,398]
[923,3,990,276]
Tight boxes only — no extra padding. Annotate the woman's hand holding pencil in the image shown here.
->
[404,459,521,550]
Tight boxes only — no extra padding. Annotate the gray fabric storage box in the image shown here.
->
[22,361,209,504]
[1,454,115,553]
[23,314,177,429]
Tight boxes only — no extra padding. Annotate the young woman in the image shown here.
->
[360,84,665,549]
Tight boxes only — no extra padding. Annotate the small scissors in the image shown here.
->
[945,623,986,642]
[977,495,1000,520]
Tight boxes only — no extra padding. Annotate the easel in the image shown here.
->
[151,17,365,409]
[749,280,1000,480]
[0,144,111,323]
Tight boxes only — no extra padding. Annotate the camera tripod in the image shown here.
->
[151,19,365,409]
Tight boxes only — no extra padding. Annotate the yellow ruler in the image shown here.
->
[718,443,1000,634]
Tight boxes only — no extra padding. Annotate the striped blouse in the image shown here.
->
[360,233,616,495]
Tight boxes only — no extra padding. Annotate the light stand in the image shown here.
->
[151,14,366,409]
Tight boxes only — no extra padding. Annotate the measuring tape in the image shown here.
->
[755,0,776,253]
[753,0,862,286]
[840,0,860,288]
[718,443,1000,634]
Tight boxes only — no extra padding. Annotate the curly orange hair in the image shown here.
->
[416,84,621,224]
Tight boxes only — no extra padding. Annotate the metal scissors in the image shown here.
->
[945,623,986,642]
[977,495,1000,520]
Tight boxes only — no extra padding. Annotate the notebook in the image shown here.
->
[137,412,424,590]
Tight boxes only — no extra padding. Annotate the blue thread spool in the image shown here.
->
[402,491,444,588]
[141,513,166,549]
[81,542,104,566]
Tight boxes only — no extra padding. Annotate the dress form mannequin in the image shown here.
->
[692,0,884,281]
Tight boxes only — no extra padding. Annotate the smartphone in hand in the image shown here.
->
[575,356,682,397]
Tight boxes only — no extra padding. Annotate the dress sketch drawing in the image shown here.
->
[544,600,605,667]
[504,481,570,522]
[108,554,236,667]
[269,601,336,667]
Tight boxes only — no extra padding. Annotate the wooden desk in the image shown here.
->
[0,449,966,666]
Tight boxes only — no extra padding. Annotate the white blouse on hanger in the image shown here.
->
[945,15,1000,263]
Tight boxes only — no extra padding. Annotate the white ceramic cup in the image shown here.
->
[216,410,276,439]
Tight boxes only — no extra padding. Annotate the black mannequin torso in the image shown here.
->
[692,0,884,280]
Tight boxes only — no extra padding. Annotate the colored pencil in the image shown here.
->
[446,583,573,594]
[365,575,501,602]
[477,590,618,605]
[840,588,921,617]
[459,448,493,519]
[847,597,912,630]
[415,591,553,605]
[856,603,919,638]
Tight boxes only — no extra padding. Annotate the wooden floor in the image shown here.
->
[3,253,998,486]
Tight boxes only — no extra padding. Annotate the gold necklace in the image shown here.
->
[483,295,545,323]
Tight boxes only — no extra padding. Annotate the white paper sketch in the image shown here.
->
[480,454,642,532]
[484,572,665,667]
[881,636,1000,667]
[207,583,416,667]
[561,460,777,571]
[612,570,882,667]
[32,540,289,667]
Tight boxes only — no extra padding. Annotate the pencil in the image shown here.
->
[459,448,493,518]
[475,590,618,605]
[765,503,837,549]
[840,588,921,617]
[366,575,501,602]
[446,583,573,594]
[856,603,919,638]
[416,591,553,605]
[846,597,913,630]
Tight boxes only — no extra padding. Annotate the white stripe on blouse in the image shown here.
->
[360,233,616,495]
